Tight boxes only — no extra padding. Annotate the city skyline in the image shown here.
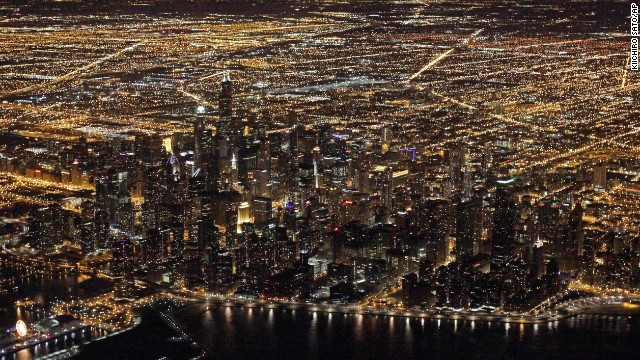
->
[1,1,639,359]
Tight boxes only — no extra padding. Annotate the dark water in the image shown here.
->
[67,302,640,360]
[71,308,201,360]
[160,303,639,360]
[0,274,88,329]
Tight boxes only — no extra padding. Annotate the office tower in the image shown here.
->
[297,153,315,206]
[240,222,257,268]
[238,145,258,189]
[219,71,232,118]
[135,134,164,170]
[424,198,452,267]
[169,224,186,289]
[593,164,607,192]
[571,202,585,256]
[537,199,561,245]
[555,201,585,271]
[141,165,165,230]
[455,195,482,261]
[445,145,465,187]
[94,173,110,209]
[462,166,473,200]
[492,186,517,257]
[138,134,167,231]
[144,228,163,265]
[185,172,207,245]
[369,166,393,208]
[215,249,235,293]
[328,160,349,190]
[283,198,297,231]
[252,138,272,197]
[27,204,73,252]
[252,196,272,226]
[183,246,203,289]
[480,152,491,179]
[611,228,630,255]
[71,160,81,185]
[93,208,111,250]
[193,108,217,189]
[418,258,434,283]
[103,169,135,236]
[112,237,135,299]
[210,190,242,249]
[79,222,94,254]
[204,226,222,292]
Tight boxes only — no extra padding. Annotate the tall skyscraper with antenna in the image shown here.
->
[219,71,232,118]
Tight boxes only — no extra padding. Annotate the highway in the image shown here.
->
[0,41,146,100]
[407,28,484,81]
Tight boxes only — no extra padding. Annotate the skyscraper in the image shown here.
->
[93,208,110,250]
[27,204,73,252]
[492,186,517,257]
[424,198,452,267]
[219,71,232,118]
[593,164,607,192]
[194,107,217,190]
[455,195,482,261]
[112,237,135,299]
[185,172,208,245]
[252,196,272,226]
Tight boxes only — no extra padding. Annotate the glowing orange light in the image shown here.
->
[16,320,27,337]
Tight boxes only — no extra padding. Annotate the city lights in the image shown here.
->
[0,0,637,359]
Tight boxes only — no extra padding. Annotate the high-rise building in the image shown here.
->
[93,208,111,250]
[112,237,135,299]
[252,196,272,226]
[27,204,73,252]
[79,222,94,254]
[423,198,452,267]
[418,258,434,283]
[204,226,223,292]
[215,249,235,293]
[445,145,465,187]
[144,228,163,265]
[141,165,165,230]
[169,223,186,289]
[193,108,217,189]
[185,172,207,244]
[492,186,517,257]
[456,196,482,261]
[571,202,585,256]
[100,169,135,237]
[219,72,232,118]
[593,164,607,191]
[537,200,560,237]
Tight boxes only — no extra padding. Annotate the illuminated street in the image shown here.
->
[0,0,639,359]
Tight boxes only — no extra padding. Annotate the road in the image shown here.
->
[407,29,483,81]
[0,42,146,100]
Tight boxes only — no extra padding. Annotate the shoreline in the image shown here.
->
[0,316,141,359]
[168,295,587,325]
